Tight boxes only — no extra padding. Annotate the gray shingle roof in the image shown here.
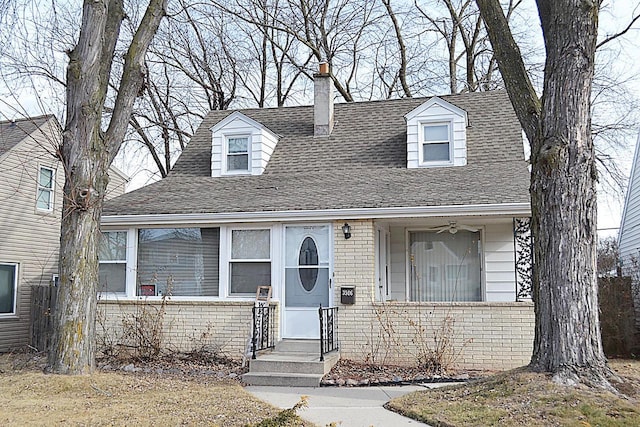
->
[104,90,530,216]
[0,115,56,156]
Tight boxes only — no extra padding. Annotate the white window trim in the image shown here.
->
[36,165,55,212]
[98,230,129,296]
[418,121,454,167]
[404,227,486,302]
[0,262,19,317]
[226,226,272,297]
[223,134,252,175]
[99,227,229,302]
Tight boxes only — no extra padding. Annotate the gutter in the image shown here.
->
[101,202,531,226]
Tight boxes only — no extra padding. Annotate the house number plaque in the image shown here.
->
[340,287,355,305]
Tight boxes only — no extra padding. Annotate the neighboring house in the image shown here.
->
[0,115,128,352]
[99,67,535,373]
[618,132,640,327]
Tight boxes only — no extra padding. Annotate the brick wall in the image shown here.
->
[332,219,535,370]
[97,299,279,360]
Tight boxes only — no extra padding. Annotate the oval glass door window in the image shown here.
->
[299,237,319,291]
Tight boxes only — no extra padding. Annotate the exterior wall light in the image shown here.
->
[342,223,352,239]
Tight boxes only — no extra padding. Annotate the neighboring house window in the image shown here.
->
[229,229,271,295]
[98,231,127,294]
[421,123,452,164]
[226,136,250,172]
[409,230,481,302]
[137,228,220,297]
[0,263,18,315]
[36,166,54,211]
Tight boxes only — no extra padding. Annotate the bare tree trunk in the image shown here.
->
[477,0,612,389]
[47,0,166,375]
[529,0,608,387]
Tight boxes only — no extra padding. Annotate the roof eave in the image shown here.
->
[101,202,531,227]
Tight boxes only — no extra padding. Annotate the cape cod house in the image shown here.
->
[0,115,128,352]
[99,67,535,384]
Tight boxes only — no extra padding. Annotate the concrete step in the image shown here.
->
[242,372,325,387]
[275,339,321,353]
[249,351,339,375]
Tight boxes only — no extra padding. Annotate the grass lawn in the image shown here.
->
[387,360,640,426]
[0,354,310,426]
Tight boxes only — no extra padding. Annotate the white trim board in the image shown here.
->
[102,203,531,227]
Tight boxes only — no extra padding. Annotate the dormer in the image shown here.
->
[210,112,279,177]
[404,97,468,168]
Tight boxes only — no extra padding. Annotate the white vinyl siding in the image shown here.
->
[619,134,640,273]
[483,223,518,301]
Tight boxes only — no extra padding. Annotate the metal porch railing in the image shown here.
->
[251,304,276,359]
[319,305,339,361]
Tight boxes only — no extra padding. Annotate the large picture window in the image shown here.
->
[409,230,481,302]
[137,228,220,297]
[229,229,270,295]
[98,231,127,294]
[0,263,18,315]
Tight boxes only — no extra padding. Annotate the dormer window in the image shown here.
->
[421,122,452,164]
[405,97,468,169]
[211,112,279,177]
[226,136,250,172]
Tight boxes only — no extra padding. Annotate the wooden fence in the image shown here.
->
[30,285,57,352]
[598,276,639,357]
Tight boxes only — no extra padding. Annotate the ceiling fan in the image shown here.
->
[426,221,479,234]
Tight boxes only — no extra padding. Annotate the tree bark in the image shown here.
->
[47,0,167,375]
[477,0,612,388]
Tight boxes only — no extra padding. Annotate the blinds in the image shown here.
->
[137,228,220,296]
[409,230,481,302]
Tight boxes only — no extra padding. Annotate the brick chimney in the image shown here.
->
[314,62,334,137]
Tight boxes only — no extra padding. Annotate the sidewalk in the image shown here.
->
[246,384,449,426]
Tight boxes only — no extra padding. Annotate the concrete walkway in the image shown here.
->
[246,384,447,426]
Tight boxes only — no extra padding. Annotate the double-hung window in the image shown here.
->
[36,166,54,211]
[98,231,127,294]
[229,229,271,295]
[0,263,18,315]
[226,136,250,172]
[421,123,452,164]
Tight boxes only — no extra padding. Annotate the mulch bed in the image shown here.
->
[3,350,487,387]
[321,359,484,387]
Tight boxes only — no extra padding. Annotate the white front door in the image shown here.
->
[283,225,331,338]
